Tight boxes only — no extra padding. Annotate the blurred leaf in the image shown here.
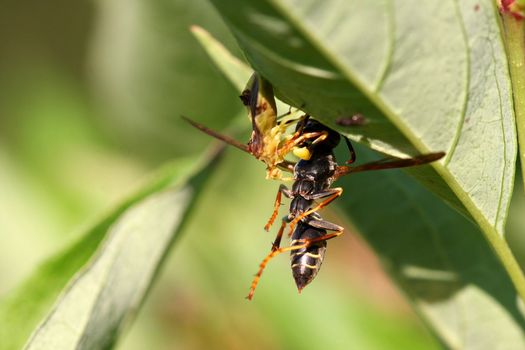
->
[0,152,220,350]
[508,172,525,269]
[0,68,153,297]
[190,14,525,349]
[2,69,147,230]
[90,0,244,162]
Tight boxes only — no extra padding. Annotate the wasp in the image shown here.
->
[184,74,444,300]
[246,117,445,300]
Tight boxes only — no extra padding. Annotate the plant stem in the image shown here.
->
[501,12,525,188]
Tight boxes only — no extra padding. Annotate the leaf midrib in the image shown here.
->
[444,0,470,167]
[371,0,394,92]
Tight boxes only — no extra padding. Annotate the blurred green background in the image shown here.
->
[7,0,525,349]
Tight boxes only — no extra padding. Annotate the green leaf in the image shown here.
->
[191,25,253,92]
[190,13,525,349]
[207,0,517,235]
[90,0,242,161]
[336,146,525,349]
[0,153,220,350]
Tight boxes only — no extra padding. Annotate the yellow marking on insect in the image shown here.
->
[293,147,312,160]
[280,176,294,182]
[291,263,319,269]
[304,252,321,259]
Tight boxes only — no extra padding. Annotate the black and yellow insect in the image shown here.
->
[185,74,445,300]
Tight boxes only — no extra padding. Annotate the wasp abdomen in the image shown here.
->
[290,222,327,292]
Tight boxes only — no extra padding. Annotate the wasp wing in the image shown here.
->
[335,152,445,179]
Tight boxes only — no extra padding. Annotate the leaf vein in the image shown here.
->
[444,0,470,166]
[373,0,395,92]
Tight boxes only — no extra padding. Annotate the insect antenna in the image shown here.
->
[181,116,250,154]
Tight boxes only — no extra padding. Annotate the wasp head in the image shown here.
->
[295,119,340,155]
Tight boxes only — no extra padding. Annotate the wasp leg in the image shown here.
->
[276,103,307,121]
[271,216,291,251]
[277,160,296,175]
[288,188,343,237]
[343,137,356,164]
[276,105,295,120]
[265,184,293,231]
[246,230,343,300]
[276,115,317,156]
[278,131,329,158]
[307,217,344,232]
